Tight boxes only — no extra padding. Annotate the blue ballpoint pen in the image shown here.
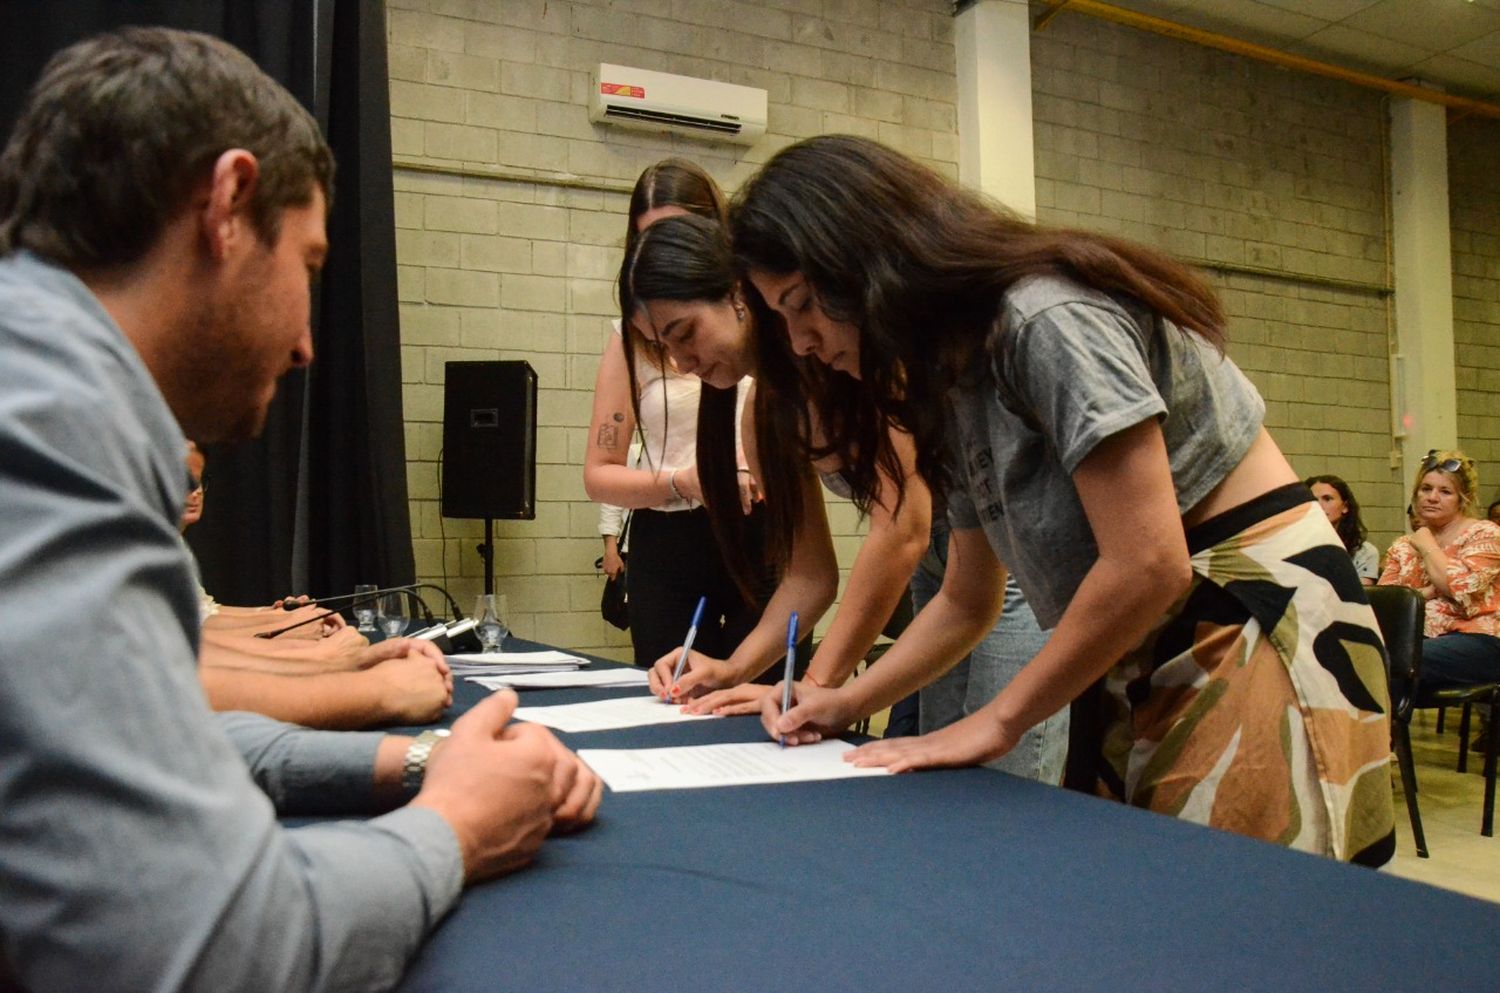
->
[779,612,798,747]
[667,595,707,701]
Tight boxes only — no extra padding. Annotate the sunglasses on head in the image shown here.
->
[1420,450,1467,474]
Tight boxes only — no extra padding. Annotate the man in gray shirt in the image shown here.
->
[0,27,599,992]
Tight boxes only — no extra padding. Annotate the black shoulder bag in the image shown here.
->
[596,511,631,631]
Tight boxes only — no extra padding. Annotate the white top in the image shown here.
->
[603,320,749,517]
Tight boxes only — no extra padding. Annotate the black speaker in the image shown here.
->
[441,361,537,520]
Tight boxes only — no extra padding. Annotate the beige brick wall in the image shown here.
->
[387,0,957,659]
[389,3,1499,654]
[1451,119,1500,510]
[1029,14,1408,552]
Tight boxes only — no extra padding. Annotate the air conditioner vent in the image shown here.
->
[589,64,766,146]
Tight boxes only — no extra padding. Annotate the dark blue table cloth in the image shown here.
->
[371,640,1500,992]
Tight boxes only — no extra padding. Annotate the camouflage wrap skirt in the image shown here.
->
[1099,483,1396,865]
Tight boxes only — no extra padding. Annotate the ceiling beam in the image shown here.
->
[1033,0,1500,120]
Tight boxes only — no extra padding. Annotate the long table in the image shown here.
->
[380,646,1500,992]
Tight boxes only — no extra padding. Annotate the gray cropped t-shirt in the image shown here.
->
[944,273,1264,629]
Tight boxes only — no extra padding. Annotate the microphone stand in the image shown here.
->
[257,586,431,638]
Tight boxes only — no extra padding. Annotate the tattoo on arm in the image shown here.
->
[597,423,620,450]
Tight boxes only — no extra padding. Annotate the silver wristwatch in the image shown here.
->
[402,728,451,794]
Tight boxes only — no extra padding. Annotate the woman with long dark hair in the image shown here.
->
[620,211,1069,781]
[1304,474,1378,584]
[733,135,1394,865]
[583,159,762,668]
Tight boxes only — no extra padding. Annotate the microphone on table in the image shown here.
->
[279,582,463,619]
[257,585,434,638]
[258,583,478,650]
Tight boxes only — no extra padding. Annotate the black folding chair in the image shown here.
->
[1367,586,1428,857]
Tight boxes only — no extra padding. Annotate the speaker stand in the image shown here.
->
[478,517,495,595]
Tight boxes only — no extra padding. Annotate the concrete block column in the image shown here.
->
[954,0,1036,219]
[1389,95,1457,489]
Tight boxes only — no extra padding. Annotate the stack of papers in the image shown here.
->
[445,649,586,678]
[468,667,649,691]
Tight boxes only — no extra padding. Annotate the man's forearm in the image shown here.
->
[200,667,394,730]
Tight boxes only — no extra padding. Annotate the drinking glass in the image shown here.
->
[353,584,378,632]
[474,593,508,653]
[376,592,408,639]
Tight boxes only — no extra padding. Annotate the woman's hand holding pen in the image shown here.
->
[760,680,858,746]
[648,648,738,701]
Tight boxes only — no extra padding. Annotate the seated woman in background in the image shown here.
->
[1489,499,1500,526]
[1379,449,1500,691]
[1305,474,1379,585]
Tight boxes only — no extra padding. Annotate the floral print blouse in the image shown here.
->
[1379,518,1500,638]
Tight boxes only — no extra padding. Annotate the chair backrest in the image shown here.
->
[1366,585,1424,683]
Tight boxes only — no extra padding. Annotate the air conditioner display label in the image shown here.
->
[600,82,645,99]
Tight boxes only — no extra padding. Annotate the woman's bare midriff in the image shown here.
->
[1182,428,1300,529]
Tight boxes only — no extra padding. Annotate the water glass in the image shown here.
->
[353,583,378,632]
[376,592,408,639]
[474,593,508,652]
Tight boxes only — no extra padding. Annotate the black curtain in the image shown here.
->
[0,0,415,604]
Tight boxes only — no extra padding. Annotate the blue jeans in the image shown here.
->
[910,522,1069,784]
[1420,632,1500,689]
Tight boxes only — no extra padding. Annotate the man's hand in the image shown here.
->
[532,732,603,833]
[368,652,452,724]
[358,638,453,722]
[280,604,332,640]
[411,691,556,881]
[310,626,371,669]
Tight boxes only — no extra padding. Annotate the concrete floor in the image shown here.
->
[1384,708,1499,902]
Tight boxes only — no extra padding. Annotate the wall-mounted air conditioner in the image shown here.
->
[589,64,767,146]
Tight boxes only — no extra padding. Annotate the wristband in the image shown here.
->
[736,467,752,474]
[668,470,684,501]
[803,673,824,689]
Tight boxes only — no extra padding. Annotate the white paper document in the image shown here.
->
[576,739,892,792]
[512,694,718,732]
[468,668,649,691]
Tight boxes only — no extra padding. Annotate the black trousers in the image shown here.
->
[626,507,764,669]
